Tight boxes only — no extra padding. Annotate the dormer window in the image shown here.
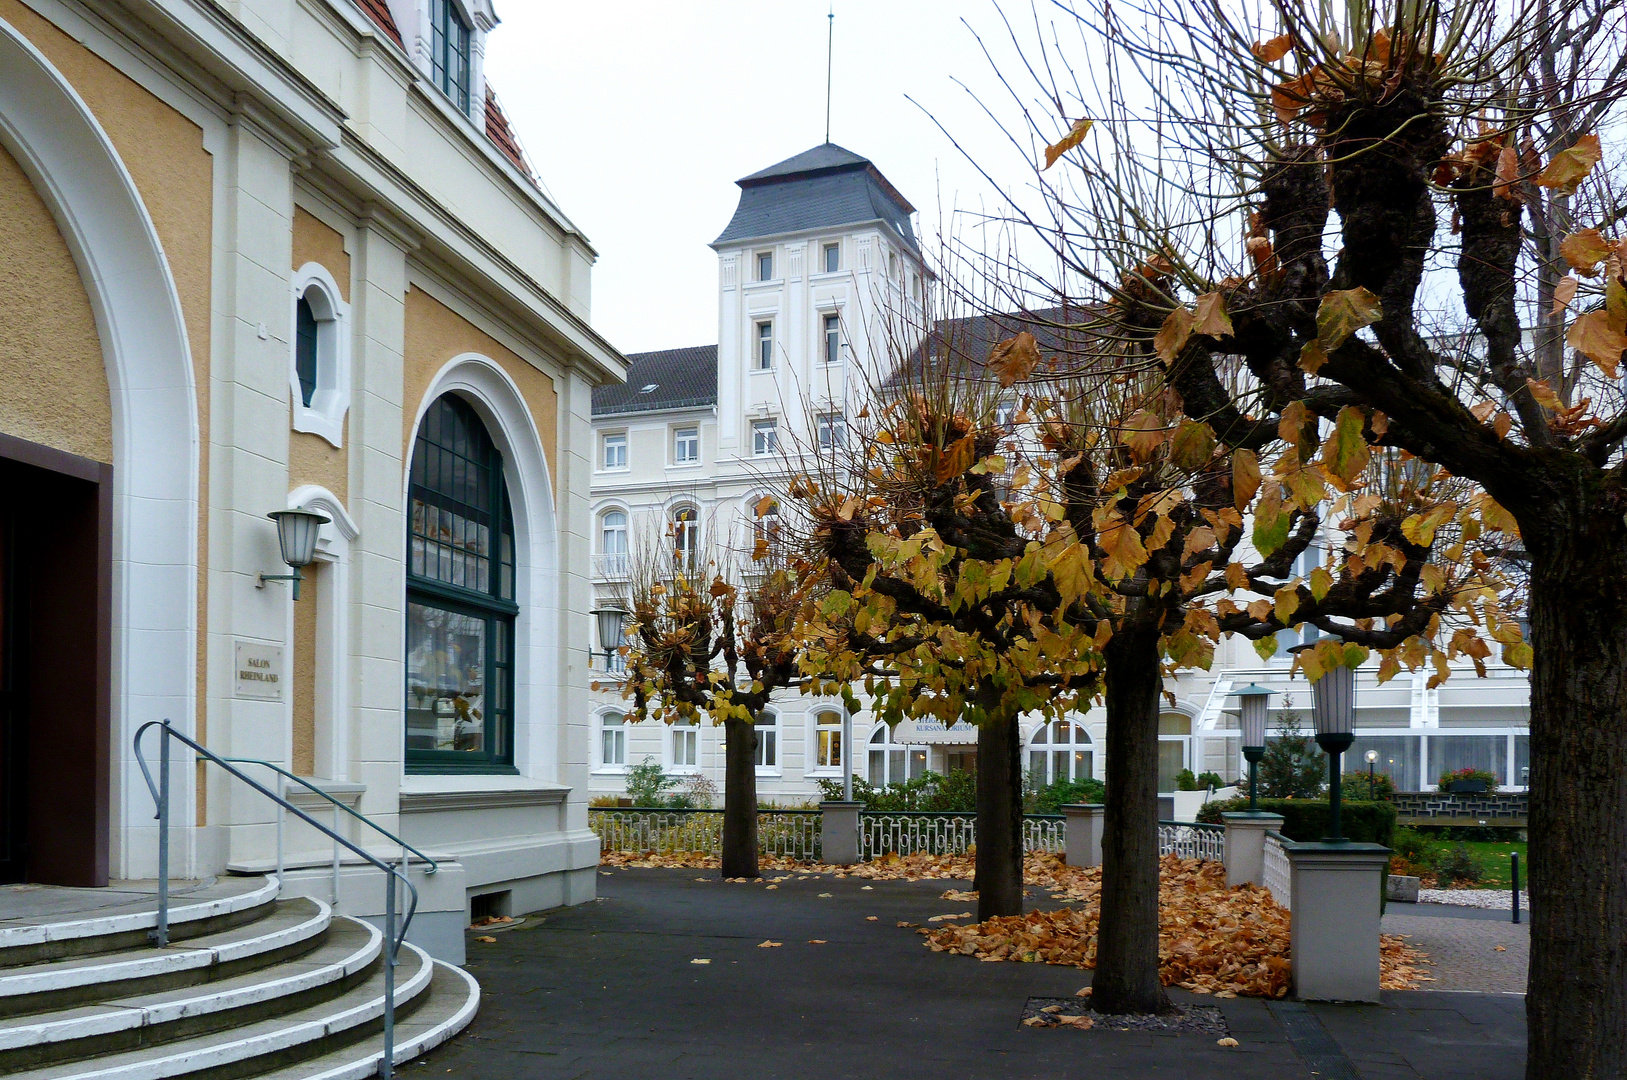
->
[823,243,840,273]
[430,0,473,113]
[757,251,774,281]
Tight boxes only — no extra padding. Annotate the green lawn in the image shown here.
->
[1420,839,1529,890]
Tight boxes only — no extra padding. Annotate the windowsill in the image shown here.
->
[751,367,776,375]
[592,766,630,776]
[400,772,546,792]
[744,279,782,288]
[755,768,782,778]
[398,773,570,814]
[667,767,702,777]
[807,768,844,778]
[596,467,629,475]
[667,462,703,470]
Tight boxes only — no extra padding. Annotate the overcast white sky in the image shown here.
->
[483,2,1043,356]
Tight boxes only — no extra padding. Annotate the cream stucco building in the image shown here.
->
[0,0,623,962]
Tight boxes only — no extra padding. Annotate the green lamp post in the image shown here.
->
[1230,684,1273,811]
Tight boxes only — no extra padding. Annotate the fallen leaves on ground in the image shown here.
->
[941,889,977,901]
[690,958,711,965]
[1217,1037,1239,1047]
[757,940,782,948]
[473,935,497,943]
[928,912,974,922]
[600,848,1429,994]
[808,939,827,945]
[469,915,514,928]
[920,854,1430,998]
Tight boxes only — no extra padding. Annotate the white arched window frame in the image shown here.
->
[289,262,351,447]
[755,710,780,774]
[867,724,927,787]
[597,709,628,772]
[1026,719,1094,785]
[812,709,845,774]
[671,504,700,571]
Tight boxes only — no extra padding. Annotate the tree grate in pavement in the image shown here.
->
[1267,1000,1365,1080]
[1021,997,1229,1034]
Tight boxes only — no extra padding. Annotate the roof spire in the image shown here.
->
[825,7,835,145]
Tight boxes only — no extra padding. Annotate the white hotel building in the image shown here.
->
[587,144,1534,807]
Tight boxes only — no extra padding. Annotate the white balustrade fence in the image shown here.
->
[1263,831,1293,909]
[589,809,822,861]
[1157,821,1227,861]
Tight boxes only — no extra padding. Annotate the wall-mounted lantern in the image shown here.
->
[257,508,329,601]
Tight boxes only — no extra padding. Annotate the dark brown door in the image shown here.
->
[0,440,112,887]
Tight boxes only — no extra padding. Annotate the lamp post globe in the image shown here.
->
[262,508,329,600]
[1302,656,1357,841]
[1229,684,1273,811]
[591,606,628,671]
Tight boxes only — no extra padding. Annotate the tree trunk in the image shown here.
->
[719,717,759,879]
[974,713,1024,920]
[1092,624,1172,1015]
[1523,499,1627,1080]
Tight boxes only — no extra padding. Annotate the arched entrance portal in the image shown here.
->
[0,19,199,884]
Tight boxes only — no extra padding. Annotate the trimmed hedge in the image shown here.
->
[1195,796,1397,847]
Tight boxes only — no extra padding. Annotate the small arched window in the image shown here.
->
[289,264,350,447]
[752,498,781,561]
[405,394,516,772]
[601,712,626,769]
[601,509,628,554]
[1027,720,1093,785]
[672,505,699,569]
[815,710,844,770]
[755,712,779,770]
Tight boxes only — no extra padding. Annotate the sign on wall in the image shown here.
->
[234,642,284,701]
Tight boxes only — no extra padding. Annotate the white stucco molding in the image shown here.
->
[406,352,560,784]
[0,16,200,878]
[289,262,352,448]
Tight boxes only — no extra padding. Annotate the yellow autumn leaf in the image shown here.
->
[1561,228,1612,274]
[1567,311,1627,377]
[1097,517,1149,581]
[1400,502,1456,547]
[1316,288,1383,349]
[1299,339,1329,373]
[1274,587,1300,624]
[1535,133,1602,195]
[1191,292,1235,339]
[1232,449,1261,513]
[1225,562,1250,592]
[1320,405,1370,491]
[1493,146,1521,202]
[1525,378,1564,411]
[987,332,1041,388]
[1552,275,1579,315]
[1043,118,1094,170]
[1309,565,1332,603]
[1170,420,1218,470]
[1155,307,1196,363]
[1252,33,1293,62]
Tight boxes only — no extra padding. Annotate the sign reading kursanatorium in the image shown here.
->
[891,717,980,745]
[234,642,284,701]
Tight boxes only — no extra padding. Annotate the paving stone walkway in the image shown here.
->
[413,868,1525,1080]
[1382,906,1529,993]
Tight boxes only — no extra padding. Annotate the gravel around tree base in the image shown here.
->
[1418,889,1529,910]
[1021,997,1229,1035]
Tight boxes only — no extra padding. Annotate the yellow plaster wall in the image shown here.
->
[292,207,351,303]
[0,2,215,781]
[291,563,319,777]
[0,141,111,463]
[402,288,558,497]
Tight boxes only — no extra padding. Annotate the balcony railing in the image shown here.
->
[589,650,628,677]
[593,552,630,580]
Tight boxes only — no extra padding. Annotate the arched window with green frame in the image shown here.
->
[405,394,517,772]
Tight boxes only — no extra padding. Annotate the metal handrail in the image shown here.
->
[1159,819,1226,833]
[135,721,417,1080]
[223,757,439,878]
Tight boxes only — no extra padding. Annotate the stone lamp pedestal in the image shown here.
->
[1285,840,1392,1002]
[818,801,863,865]
[1060,804,1105,868]
[1220,811,1285,889]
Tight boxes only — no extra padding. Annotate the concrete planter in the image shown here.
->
[1386,874,1421,903]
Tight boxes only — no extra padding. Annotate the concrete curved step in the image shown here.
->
[252,961,479,1080]
[0,900,330,1018]
[0,881,281,968]
[10,941,434,1079]
[0,917,381,1069]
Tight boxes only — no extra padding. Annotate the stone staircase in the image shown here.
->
[0,876,477,1079]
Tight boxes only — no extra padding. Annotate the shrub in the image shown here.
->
[1174,768,1199,791]
[1390,826,1431,862]
[1341,770,1397,801]
[819,771,977,813]
[1259,713,1327,798]
[1434,843,1482,885]
[1031,777,1107,813]
[624,758,676,807]
[1196,771,1226,790]
[1194,796,1397,846]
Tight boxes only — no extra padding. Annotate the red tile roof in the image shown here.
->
[356,0,402,46]
[485,89,532,179]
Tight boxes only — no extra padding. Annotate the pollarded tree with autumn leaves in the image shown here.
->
[968,0,1625,1064]
[616,513,820,880]
[791,301,1519,1014]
